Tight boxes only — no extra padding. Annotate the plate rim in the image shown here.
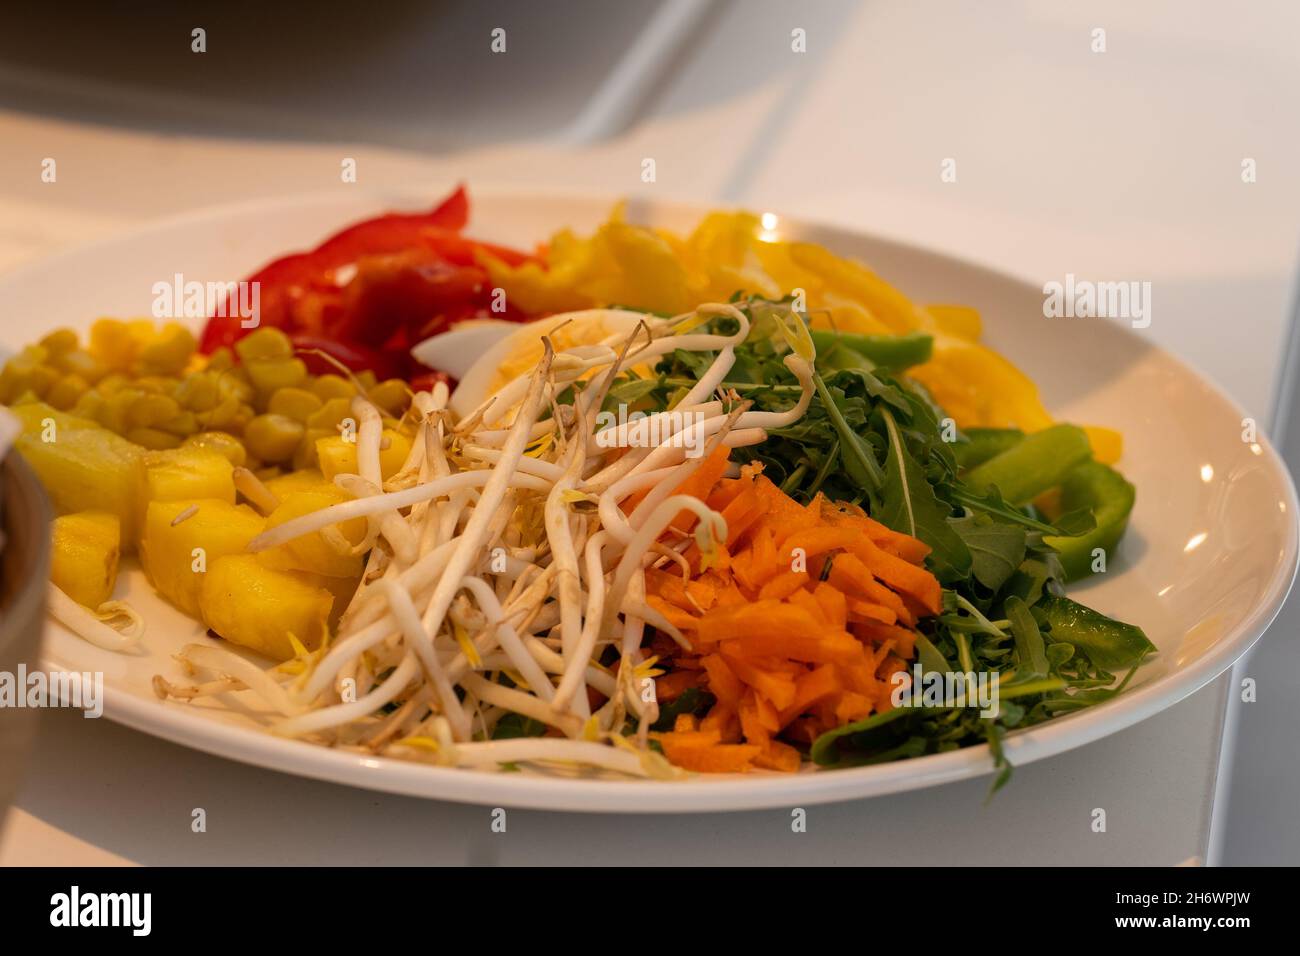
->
[13,184,1300,812]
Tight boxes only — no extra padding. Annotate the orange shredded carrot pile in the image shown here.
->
[647,460,942,774]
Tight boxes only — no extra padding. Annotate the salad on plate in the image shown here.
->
[0,186,1153,786]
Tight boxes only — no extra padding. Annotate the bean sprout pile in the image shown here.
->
[155,303,816,777]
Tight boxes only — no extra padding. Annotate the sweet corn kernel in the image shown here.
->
[368,379,410,417]
[173,371,221,412]
[306,396,352,431]
[40,328,80,355]
[45,373,90,411]
[234,327,293,362]
[89,319,137,371]
[126,393,182,429]
[246,357,308,397]
[53,348,107,384]
[310,373,357,401]
[244,413,305,464]
[137,323,196,376]
[182,430,247,467]
[126,426,183,450]
[268,386,323,423]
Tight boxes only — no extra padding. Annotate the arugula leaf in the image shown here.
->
[949,484,1056,533]
[809,706,913,766]
[985,723,1013,795]
[805,439,840,498]
[914,631,953,673]
[650,687,714,731]
[491,713,548,739]
[602,375,662,412]
[811,371,884,492]
[950,514,1027,591]
[618,297,1151,789]
[1005,595,1049,678]
[879,409,971,580]
[951,485,1097,538]
[1005,553,1062,606]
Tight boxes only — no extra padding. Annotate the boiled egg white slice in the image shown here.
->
[412,310,649,420]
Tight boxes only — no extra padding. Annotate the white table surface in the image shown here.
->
[3,0,1298,865]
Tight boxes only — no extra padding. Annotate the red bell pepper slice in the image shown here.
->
[197,183,491,351]
[288,333,406,381]
[307,185,470,271]
[331,252,486,348]
[423,231,535,269]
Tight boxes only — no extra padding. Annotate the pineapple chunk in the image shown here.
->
[257,486,367,578]
[140,498,263,619]
[49,511,121,608]
[263,468,335,501]
[11,402,144,542]
[316,429,412,481]
[199,554,335,660]
[137,446,235,542]
[320,574,360,618]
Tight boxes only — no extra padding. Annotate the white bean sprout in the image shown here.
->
[158,304,812,778]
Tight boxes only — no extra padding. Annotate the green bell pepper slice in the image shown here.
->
[1038,594,1154,671]
[954,427,1024,469]
[1044,460,1135,581]
[809,330,933,372]
[962,424,1091,504]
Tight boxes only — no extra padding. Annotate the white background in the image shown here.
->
[1,0,1297,865]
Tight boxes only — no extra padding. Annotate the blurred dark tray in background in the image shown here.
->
[0,0,711,149]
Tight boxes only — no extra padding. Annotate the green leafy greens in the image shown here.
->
[620,297,1153,790]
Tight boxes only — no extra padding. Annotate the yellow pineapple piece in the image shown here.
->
[138,446,235,540]
[139,498,263,619]
[316,429,411,481]
[199,554,335,660]
[49,511,121,608]
[10,402,144,543]
[257,486,366,578]
[263,468,335,500]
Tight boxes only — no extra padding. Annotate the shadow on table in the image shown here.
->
[13,694,1218,866]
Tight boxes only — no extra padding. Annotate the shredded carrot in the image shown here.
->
[656,726,761,772]
[754,739,802,773]
[646,594,700,632]
[848,599,896,626]
[668,444,731,531]
[649,470,941,773]
[719,646,799,709]
[817,495,932,564]
[812,582,848,629]
[701,653,744,707]
[700,703,742,742]
[758,569,810,601]
[654,669,703,702]
[845,536,942,615]
[694,600,822,643]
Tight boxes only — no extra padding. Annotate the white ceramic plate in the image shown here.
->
[5,188,1296,812]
